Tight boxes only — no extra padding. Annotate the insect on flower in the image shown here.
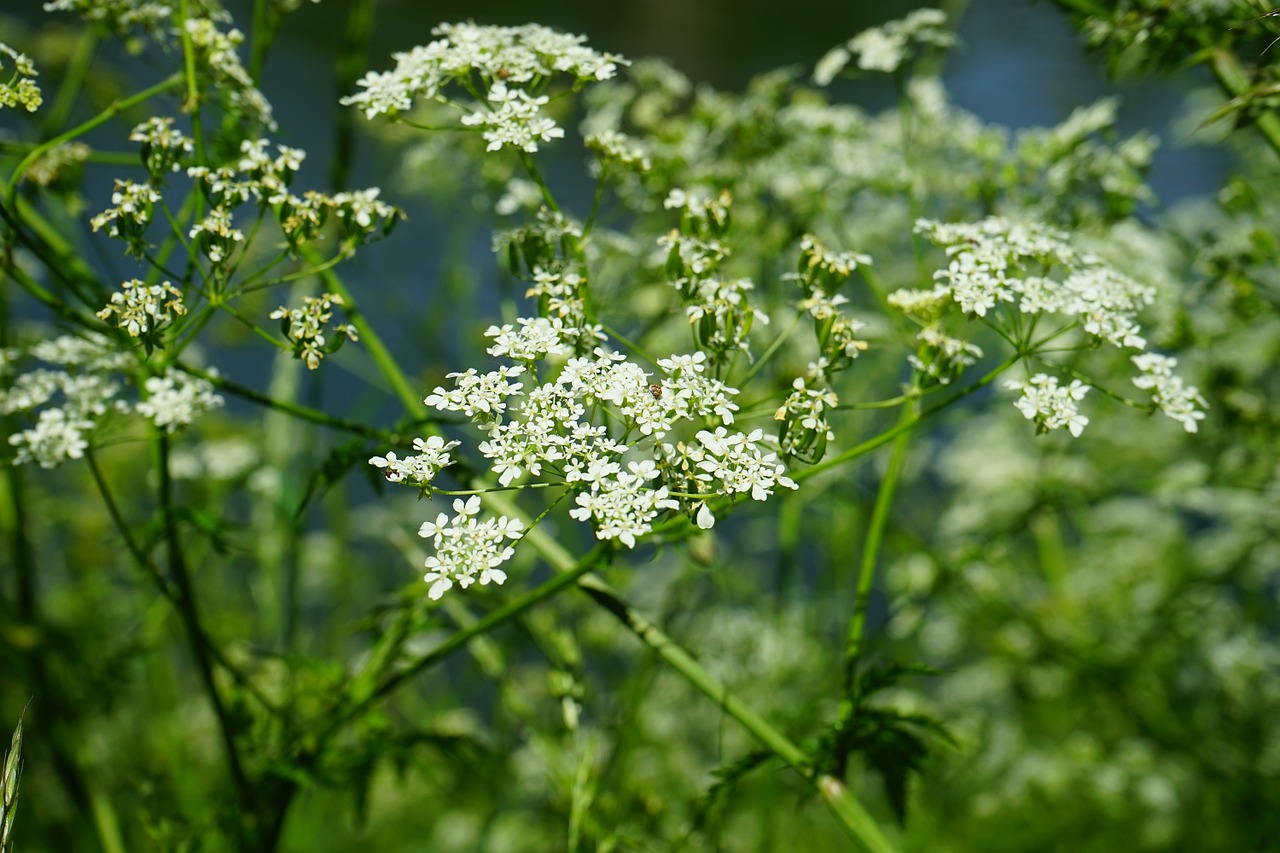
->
[649,383,663,399]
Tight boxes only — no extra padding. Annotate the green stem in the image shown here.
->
[298,246,422,412]
[575,572,896,853]
[175,361,398,438]
[1206,46,1280,158]
[841,405,915,692]
[5,74,183,208]
[44,28,98,133]
[151,434,256,845]
[802,352,1019,482]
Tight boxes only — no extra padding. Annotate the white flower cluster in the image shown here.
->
[773,378,839,459]
[96,278,187,337]
[269,292,358,370]
[797,233,873,279]
[1131,353,1208,433]
[377,334,795,598]
[813,8,956,84]
[585,130,651,173]
[1,333,222,467]
[904,216,1206,435]
[914,217,1153,347]
[184,17,275,130]
[135,368,224,433]
[462,82,564,152]
[1,42,42,112]
[42,0,173,34]
[370,436,460,485]
[775,234,872,460]
[342,23,624,153]
[89,179,163,256]
[129,116,195,176]
[419,496,525,600]
[1005,374,1091,437]
[25,141,91,188]
[93,129,399,264]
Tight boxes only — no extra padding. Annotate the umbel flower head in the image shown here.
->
[895,216,1207,436]
[373,324,797,600]
[342,22,625,153]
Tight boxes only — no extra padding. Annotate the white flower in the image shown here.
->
[425,365,526,422]
[461,82,565,153]
[694,427,798,501]
[136,368,224,433]
[8,408,93,468]
[341,22,624,124]
[484,316,573,361]
[1131,353,1208,433]
[812,45,851,86]
[844,9,955,75]
[1005,374,1090,437]
[417,496,526,600]
[369,435,460,485]
[569,459,679,548]
[97,279,186,337]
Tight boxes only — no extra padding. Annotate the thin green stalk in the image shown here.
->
[802,352,1020,481]
[575,573,897,853]
[299,247,422,412]
[44,28,98,133]
[841,407,915,693]
[174,361,402,439]
[351,543,608,711]
[151,435,255,846]
[5,74,183,207]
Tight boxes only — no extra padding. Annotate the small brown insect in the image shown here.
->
[649,383,663,399]
[495,67,511,80]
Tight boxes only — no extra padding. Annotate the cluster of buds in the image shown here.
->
[270,293,358,370]
[659,189,768,363]
[775,234,873,462]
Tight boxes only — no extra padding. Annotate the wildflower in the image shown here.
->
[915,216,1154,347]
[129,117,195,176]
[424,365,526,421]
[813,9,956,82]
[462,82,565,152]
[269,293,358,370]
[418,496,526,600]
[909,324,982,386]
[0,42,42,112]
[585,130,651,172]
[97,279,186,337]
[135,368,224,433]
[569,459,679,548]
[774,377,839,461]
[1005,374,1091,437]
[1131,353,1207,433]
[8,408,94,468]
[188,208,245,265]
[369,436,460,486]
[342,23,624,121]
[485,316,574,361]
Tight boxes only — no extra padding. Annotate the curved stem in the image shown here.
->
[4,74,183,210]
